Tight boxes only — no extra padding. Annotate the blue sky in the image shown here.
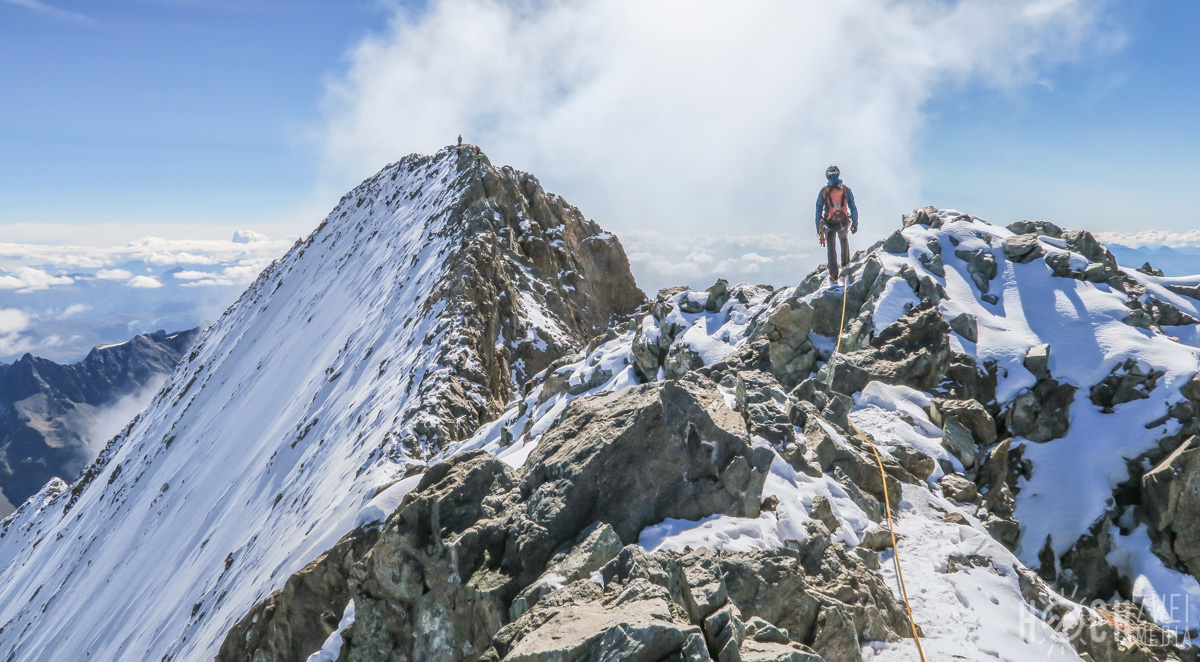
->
[0,0,1197,283]
[0,0,389,231]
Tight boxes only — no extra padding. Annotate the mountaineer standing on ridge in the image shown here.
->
[815,165,858,282]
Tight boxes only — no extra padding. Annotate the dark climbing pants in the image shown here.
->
[825,223,850,280]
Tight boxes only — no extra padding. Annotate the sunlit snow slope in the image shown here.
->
[0,146,640,661]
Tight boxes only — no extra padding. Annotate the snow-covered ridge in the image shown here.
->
[423,208,1200,660]
[0,146,642,661]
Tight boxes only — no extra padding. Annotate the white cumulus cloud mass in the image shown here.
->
[318,0,1113,292]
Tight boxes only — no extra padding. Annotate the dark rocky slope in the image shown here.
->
[0,328,198,517]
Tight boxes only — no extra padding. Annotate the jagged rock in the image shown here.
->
[1182,373,1200,403]
[1089,359,1163,413]
[718,545,909,646]
[1167,283,1200,302]
[949,313,978,343]
[843,306,952,393]
[930,398,997,446]
[939,354,998,404]
[1007,220,1063,237]
[1002,233,1045,263]
[939,473,979,503]
[902,206,941,229]
[523,376,774,544]
[890,445,936,481]
[706,279,732,312]
[343,452,518,661]
[735,370,796,448]
[1024,343,1051,379]
[216,526,380,662]
[1062,229,1116,268]
[1058,517,1120,601]
[1147,296,1200,326]
[882,230,909,254]
[919,252,945,277]
[810,496,841,534]
[704,602,746,661]
[1007,378,1076,442]
[811,602,862,662]
[1138,261,1165,277]
[1082,261,1109,284]
[509,522,624,620]
[954,247,998,294]
[331,376,774,661]
[1044,250,1074,278]
[1142,436,1200,578]
[941,417,977,469]
[493,578,705,662]
[756,298,818,390]
[665,343,705,380]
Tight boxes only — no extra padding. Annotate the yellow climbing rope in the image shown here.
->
[834,274,927,661]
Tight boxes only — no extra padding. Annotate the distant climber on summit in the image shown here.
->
[815,165,858,282]
[457,134,463,145]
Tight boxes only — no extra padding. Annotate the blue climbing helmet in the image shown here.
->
[825,165,840,180]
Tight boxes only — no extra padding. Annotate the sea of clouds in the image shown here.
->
[0,231,293,363]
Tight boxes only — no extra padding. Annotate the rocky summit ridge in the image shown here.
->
[219,206,1200,662]
[2,148,1200,662]
[0,145,640,661]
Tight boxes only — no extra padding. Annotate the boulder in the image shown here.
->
[849,306,952,393]
[1006,378,1076,443]
[941,417,977,469]
[1137,262,1164,277]
[1006,220,1063,237]
[930,398,997,446]
[705,279,731,312]
[1142,436,1200,578]
[939,473,979,503]
[1089,359,1164,413]
[949,313,978,343]
[523,375,774,544]
[1024,343,1050,379]
[882,230,909,254]
[954,248,998,294]
[901,206,940,229]
[1001,233,1045,263]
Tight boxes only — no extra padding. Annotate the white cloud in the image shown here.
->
[318,0,1114,243]
[231,229,270,244]
[59,304,90,319]
[95,269,134,280]
[128,276,164,289]
[0,267,74,292]
[0,308,29,335]
[1095,229,1200,249]
[173,270,211,280]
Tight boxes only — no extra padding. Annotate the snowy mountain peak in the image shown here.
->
[0,146,642,661]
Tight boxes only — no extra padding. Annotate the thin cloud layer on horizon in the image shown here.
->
[0,232,293,362]
[318,0,1115,244]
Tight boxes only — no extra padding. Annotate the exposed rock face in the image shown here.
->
[0,328,199,517]
[252,376,776,661]
[823,305,952,396]
[402,150,645,451]
[1006,378,1076,442]
[1142,436,1200,578]
[216,526,380,662]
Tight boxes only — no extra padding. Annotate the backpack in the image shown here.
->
[822,185,850,228]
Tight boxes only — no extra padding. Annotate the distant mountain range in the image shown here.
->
[1106,243,1200,277]
[0,328,198,517]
